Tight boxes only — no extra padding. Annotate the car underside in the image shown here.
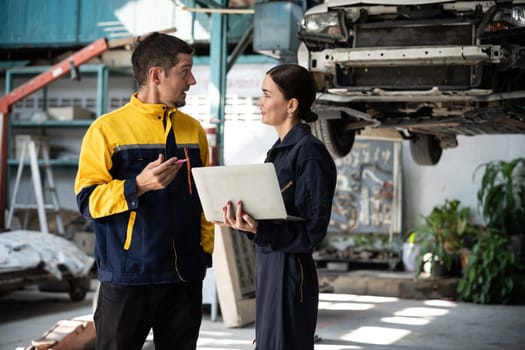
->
[297,0,525,165]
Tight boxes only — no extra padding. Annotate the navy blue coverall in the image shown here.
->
[248,123,337,350]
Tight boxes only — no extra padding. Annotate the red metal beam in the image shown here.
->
[0,38,109,231]
[0,38,108,113]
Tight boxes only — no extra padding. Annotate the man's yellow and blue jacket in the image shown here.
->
[74,94,214,285]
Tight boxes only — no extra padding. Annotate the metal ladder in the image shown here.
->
[6,135,64,235]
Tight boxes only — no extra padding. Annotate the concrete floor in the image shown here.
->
[1,278,525,350]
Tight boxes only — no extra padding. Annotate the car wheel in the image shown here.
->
[409,134,442,166]
[312,116,356,158]
[68,276,91,302]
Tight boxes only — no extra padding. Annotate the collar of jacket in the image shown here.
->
[129,93,179,120]
[273,123,311,149]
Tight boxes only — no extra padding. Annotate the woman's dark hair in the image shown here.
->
[131,32,194,86]
[266,64,318,123]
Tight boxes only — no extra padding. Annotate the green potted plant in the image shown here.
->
[475,157,525,258]
[413,199,478,278]
[456,157,524,304]
[457,229,518,304]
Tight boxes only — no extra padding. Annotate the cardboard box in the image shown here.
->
[47,106,93,121]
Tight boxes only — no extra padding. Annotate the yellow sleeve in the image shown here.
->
[198,125,214,254]
[74,122,131,218]
[200,214,215,254]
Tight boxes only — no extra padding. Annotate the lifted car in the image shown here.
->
[297,0,525,165]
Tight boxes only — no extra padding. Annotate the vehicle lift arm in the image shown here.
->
[0,38,109,231]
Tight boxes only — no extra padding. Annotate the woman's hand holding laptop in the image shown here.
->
[214,200,258,234]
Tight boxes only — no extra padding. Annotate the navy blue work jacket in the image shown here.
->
[253,123,337,253]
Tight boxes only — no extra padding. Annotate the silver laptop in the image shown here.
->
[191,163,303,222]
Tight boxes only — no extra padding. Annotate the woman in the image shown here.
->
[220,64,337,349]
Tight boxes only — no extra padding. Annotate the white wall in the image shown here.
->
[222,123,525,233]
[402,135,525,231]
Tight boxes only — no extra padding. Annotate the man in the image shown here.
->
[74,32,214,350]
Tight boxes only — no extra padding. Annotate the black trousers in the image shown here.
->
[94,281,203,350]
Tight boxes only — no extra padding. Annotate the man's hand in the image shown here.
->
[136,154,184,196]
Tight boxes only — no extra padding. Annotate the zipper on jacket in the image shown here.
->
[172,240,188,282]
[281,180,294,193]
[162,108,168,160]
[163,110,169,159]
[123,211,137,250]
[296,256,304,303]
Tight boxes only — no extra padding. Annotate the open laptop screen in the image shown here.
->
[191,163,303,222]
